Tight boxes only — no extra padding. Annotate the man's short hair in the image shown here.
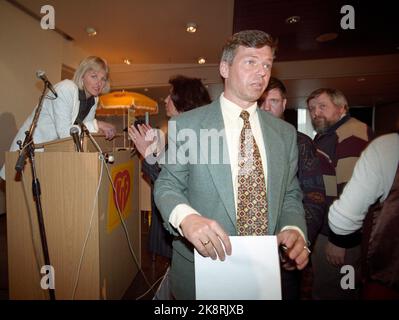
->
[258,77,286,106]
[221,30,277,65]
[306,88,349,112]
[267,77,287,97]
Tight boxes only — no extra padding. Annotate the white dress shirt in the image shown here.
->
[220,94,268,212]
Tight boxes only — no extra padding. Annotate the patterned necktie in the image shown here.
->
[236,110,268,236]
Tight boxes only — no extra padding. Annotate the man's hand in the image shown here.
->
[180,214,232,261]
[325,241,346,267]
[277,229,309,270]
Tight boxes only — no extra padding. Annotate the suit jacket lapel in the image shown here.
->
[257,110,285,233]
[200,101,236,225]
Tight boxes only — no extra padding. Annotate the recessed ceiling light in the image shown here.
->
[86,27,97,37]
[285,16,300,24]
[144,88,149,92]
[123,58,131,65]
[186,22,197,33]
[197,57,206,64]
[357,77,366,82]
[316,32,338,42]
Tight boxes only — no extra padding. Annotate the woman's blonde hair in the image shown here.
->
[72,56,110,94]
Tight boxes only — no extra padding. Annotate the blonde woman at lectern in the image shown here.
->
[0,56,116,180]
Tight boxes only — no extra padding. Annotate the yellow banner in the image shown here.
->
[107,161,134,233]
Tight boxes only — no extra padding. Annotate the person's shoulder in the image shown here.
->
[172,101,217,124]
[297,131,315,149]
[358,133,398,173]
[373,132,399,143]
[369,133,399,152]
[340,116,369,131]
[54,79,78,97]
[336,116,371,142]
[297,131,313,143]
[258,109,296,134]
[181,101,216,117]
[55,79,77,90]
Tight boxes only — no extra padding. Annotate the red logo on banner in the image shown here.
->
[113,170,131,213]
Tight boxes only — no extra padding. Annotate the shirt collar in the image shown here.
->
[220,93,259,120]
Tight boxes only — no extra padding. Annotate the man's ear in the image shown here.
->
[219,61,229,79]
[282,98,287,111]
[340,105,347,116]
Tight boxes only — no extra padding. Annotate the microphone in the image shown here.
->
[36,70,58,98]
[70,126,82,152]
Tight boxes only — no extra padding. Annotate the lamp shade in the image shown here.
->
[97,91,158,116]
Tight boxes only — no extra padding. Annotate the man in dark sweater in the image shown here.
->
[259,78,325,299]
[307,88,373,300]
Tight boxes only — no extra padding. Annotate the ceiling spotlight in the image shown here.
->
[123,58,131,65]
[86,27,97,36]
[285,16,301,24]
[186,22,197,33]
[197,57,206,64]
[316,32,338,42]
[357,77,366,82]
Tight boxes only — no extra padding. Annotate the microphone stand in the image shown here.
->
[15,84,56,300]
[79,122,101,153]
[79,122,115,164]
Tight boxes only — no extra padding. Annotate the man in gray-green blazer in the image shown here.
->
[154,30,310,300]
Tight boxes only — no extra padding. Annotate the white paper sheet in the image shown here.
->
[194,235,282,300]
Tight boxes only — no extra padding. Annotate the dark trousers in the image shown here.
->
[281,269,301,300]
[362,281,399,300]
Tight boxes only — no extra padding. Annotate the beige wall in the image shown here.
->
[110,63,222,89]
[0,1,90,213]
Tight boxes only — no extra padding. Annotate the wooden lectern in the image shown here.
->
[5,134,141,299]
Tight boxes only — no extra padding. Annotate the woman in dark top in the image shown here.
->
[128,75,211,259]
